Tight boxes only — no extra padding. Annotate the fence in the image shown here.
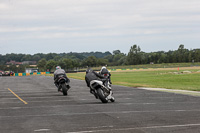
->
[12,72,50,76]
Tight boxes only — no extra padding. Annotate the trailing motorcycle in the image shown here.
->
[56,75,70,96]
[90,79,115,103]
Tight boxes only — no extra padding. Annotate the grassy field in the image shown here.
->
[78,62,200,71]
[66,67,200,91]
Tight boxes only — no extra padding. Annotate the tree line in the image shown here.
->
[0,44,200,72]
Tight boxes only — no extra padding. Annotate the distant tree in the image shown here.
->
[113,53,126,66]
[127,44,141,65]
[45,53,57,60]
[22,54,32,61]
[194,49,200,62]
[62,58,73,70]
[37,58,47,71]
[97,58,109,66]
[113,50,121,55]
[85,56,97,67]
[46,60,56,72]
[72,59,80,70]
[177,44,185,62]
[53,56,61,61]
[32,55,41,62]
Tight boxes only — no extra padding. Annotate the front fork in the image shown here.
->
[106,90,114,100]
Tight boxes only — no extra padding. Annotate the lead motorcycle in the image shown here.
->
[90,78,115,103]
[56,75,70,96]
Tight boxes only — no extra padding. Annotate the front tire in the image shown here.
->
[110,97,115,102]
[97,88,108,103]
[62,84,68,96]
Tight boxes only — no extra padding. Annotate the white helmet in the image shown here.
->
[100,66,106,72]
[56,66,61,70]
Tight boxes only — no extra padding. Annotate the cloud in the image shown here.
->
[0,0,200,54]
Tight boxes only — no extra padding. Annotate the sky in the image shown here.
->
[0,0,200,55]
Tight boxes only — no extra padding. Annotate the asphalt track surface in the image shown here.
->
[1,76,200,133]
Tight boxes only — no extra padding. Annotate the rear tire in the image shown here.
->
[97,88,108,103]
[62,84,68,96]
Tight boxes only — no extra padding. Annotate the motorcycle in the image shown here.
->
[56,75,70,96]
[90,79,115,103]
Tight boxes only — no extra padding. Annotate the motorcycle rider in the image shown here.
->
[99,66,112,84]
[54,66,70,91]
[85,68,107,96]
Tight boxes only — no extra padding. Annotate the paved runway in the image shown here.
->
[1,76,200,133]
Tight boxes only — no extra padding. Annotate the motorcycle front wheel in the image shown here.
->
[97,88,108,103]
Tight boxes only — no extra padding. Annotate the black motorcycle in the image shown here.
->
[56,75,70,96]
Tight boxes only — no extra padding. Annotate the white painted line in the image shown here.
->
[66,123,200,133]
[1,109,200,118]
[34,129,51,132]
[1,98,18,99]
[87,126,114,129]
[138,87,200,97]
[0,101,199,110]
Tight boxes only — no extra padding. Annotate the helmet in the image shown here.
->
[100,66,108,74]
[56,66,61,70]
[100,66,106,72]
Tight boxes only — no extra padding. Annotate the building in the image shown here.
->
[22,61,37,65]
[25,68,38,73]
[6,61,22,65]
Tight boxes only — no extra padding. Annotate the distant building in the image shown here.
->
[25,68,38,73]
[22,61,37,65]
[6,60,37,66]
[6,61,22,65]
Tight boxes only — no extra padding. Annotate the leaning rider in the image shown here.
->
[85,68,106,95]
[99,66,112,84]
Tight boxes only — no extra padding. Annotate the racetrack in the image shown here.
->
[1,76,200,133]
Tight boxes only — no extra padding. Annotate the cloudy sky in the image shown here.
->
[0,0,200,55]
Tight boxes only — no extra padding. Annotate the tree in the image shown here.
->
[85,56,97,67]
[62,58,73,70]
[22,54,32,61]
[46,60,57,72]
[113,50,121,55]
[177,44,185,62]
[32,55,41,62]
[37,58,47,72]
[97,58,109,66]
[127,44,141,65]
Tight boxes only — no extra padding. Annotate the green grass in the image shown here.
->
[66,69,200,91]
[79,62,200,71]
[111,70,200,91]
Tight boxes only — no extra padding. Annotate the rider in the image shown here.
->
[99,66,112,84]
[54,66,70,91]
[85,68,107,94]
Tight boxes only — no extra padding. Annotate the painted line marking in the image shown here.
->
[66,123,200,133]
[0,101,199,110]
[8,88,28,104]
[34,129,51,132]
[2,109,200,118]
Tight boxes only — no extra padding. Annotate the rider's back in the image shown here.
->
[54,69,66,75]
[85,72,99,83]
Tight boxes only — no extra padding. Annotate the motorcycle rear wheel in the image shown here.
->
[62,84,68,96]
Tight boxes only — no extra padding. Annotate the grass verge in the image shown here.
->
[66,68,200,91]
